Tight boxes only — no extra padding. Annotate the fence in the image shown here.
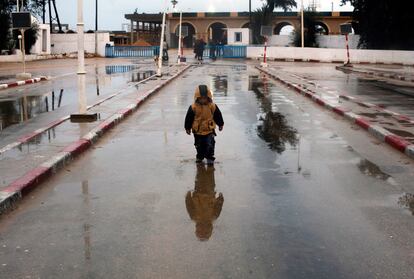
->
[105,46,159,58]
[203,46,247,59]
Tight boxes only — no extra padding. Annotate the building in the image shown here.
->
[124,11,353,48]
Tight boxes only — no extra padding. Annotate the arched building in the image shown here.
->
[124,11,353,47]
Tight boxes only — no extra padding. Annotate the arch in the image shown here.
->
[207,22,228,44]
[314,21,330,35]
[241,22,250,29]
[173,22,197,48]
[274,22,295,35]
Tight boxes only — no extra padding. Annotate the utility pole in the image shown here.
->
[95,0,98,55]
[157,10,167,77]
[301,0,304,48]
[77,0,86,114]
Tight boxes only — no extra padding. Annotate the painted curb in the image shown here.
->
[256,66,414,161]
[336,66,414,84]
[0,76,48,91]
[0,65,191,216]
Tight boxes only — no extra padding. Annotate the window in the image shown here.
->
[235,32,242,42]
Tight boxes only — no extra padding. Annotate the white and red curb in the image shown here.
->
[0,65,191,215]
[256,66,414,161]
[0,76,48,90]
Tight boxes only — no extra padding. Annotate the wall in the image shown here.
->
[227,28,250,45]
[30,24,51,55]
[247,46,414,65]
[50,32,110,57]
[268,34,360,49]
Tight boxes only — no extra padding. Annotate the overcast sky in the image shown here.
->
[51,0,353,31]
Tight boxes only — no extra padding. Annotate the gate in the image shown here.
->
[105,46,159,58]
[203,45,247,59]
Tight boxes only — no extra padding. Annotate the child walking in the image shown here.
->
[185,85,224,165]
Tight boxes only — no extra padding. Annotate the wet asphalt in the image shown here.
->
[1,62,414,278]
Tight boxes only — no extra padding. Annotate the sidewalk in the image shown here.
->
[337,64,414,84]
[0,64,190,214]
[257,65,414,160]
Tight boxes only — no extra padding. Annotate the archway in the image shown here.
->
[241,22,250,29]
[208,22,227,44]
[174,22,196,48]
[274,22,295,35]
[315,22,329,35]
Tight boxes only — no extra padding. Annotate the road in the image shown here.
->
[1,62,414,278]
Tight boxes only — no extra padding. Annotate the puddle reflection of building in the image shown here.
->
[82,180,92,261]
[186,165,224,241]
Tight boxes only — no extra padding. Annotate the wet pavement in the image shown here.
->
[1,62,414,278]
[272,62,414,118]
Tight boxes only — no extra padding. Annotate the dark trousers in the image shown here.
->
[194,134,215,161]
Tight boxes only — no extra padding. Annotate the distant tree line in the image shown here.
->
[0,0,42,53]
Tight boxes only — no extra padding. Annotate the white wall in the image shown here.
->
[51,32,110,57]
[247,46,414,65]
[268,34,360,49]
[227,28,250,45]
[30,24,51,55]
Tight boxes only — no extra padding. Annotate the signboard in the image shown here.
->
[11,12,32,29]
[175,26,189,37]
[340,23,353,35]
[260,26,273,37]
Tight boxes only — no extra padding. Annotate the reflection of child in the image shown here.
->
[184,85,224,165]
[186,164,224,241]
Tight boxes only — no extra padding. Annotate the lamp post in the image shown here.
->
[172,0,183,65]
[157,0,171,77]
[301,0,304,48]
[70,0,97,122]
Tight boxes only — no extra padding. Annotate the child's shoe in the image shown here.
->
[206,159,214,165]
[196,158,203,164]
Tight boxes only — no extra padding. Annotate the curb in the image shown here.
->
[0,65,191,215]
[0,76,48,90]
[252,57,414,66]
[336,65,414,83]
[255,66,414,161]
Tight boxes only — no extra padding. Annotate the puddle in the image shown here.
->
[358,112,392,119]
[105,65,138,75]
[0,89,65,131]
[398,193,414,216]
[384,128,414,138]
[249,75,298,153]
[131,71,156,82]
[212,75,228,95]
[357,159,391,180]
[186,165,223,241]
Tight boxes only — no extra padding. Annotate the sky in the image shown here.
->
[49,0,353,31]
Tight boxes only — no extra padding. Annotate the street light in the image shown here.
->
[156,0,172,77]
[301,0,304,48]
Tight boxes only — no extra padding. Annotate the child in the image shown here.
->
[185,85,224,165]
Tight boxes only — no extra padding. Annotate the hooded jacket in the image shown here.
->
[184,85,224,136]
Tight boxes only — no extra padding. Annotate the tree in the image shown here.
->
[252,0,297,44]
[292,9,318,48]
[0,0,43,52]
[341,0,414,50]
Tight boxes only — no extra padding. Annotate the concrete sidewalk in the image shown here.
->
[0,64,190,214]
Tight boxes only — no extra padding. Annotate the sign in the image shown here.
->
[175,26,189,37]
[11,12,32,29]
[260,26,273,37]
[340,23,353,35]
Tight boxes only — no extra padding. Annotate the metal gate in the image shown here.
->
[203,46,247,59]
[105,46,159,58]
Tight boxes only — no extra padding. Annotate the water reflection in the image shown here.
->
[105,65,138,75]
[212,75,228,95]
[398,193,414,215]
[131,71,156,82]
[249,75,298,153]
[186,165,224,241]
[0,90,64,131]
